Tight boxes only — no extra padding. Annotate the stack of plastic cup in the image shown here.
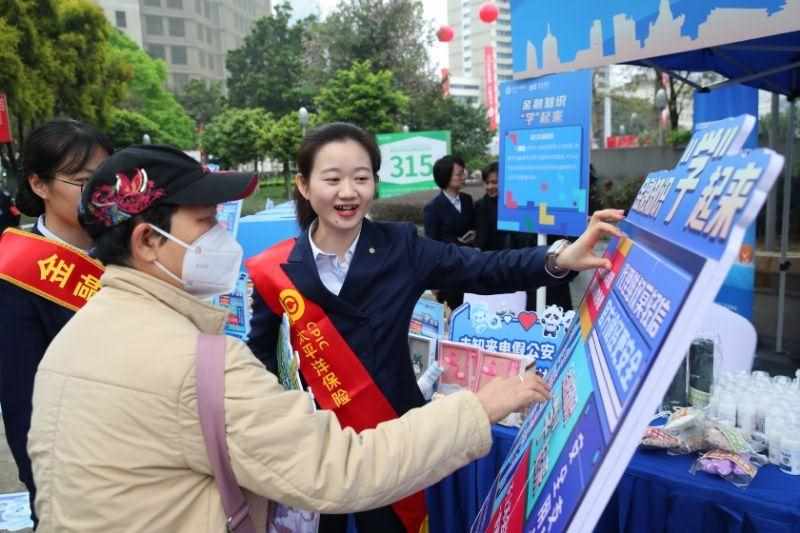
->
[708,369,800,469]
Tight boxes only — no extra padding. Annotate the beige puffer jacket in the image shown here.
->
[29,266,492,532]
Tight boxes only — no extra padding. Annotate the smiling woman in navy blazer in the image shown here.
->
[423,155,475,244]
[423,155,477,309]
[247,123,624,533]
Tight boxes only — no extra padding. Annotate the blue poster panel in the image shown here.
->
[498,70,592,237]
[472,115,784,533]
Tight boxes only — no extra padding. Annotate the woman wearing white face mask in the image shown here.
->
[147,222,244,299]
[27,145,553,533]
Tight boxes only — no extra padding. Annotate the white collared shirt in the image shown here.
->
[442,190,462,213]
[308,221,361,296]
[36,216,88,252]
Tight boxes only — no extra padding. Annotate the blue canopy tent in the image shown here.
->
[508,0,800,353]
[630,30,799,353]
[633,32,800,97]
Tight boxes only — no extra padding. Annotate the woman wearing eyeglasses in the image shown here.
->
[0,119,111,528]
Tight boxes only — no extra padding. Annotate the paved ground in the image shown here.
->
[0,419,32,532]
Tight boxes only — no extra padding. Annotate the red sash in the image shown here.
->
[0,228,104,311]
[246,239,428,533]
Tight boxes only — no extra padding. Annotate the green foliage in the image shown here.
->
[226,3,310,116]
[0,18,24,116]
[304,0,432,96]
[242,178,291,216]
[0,0,128,151]
[617,66,721,132]
[761,106,800,176]
[262,110,319,197]
[1,0,59,139]
[107,109,166,149]
[667,128,692,147]
[406,81,493,164]
[264,111,317,167]
[201,108,271,168]
[608,93,658,138]
[52,0,128,126]
[315,61,408,135]
[465,155,493,176]
[177,80,226,127]
[107,30,196,149]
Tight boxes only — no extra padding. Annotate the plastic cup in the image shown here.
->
[780,430,800,475]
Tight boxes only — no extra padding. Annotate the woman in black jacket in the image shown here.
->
[0,120,110,527]
[423,155,475,309]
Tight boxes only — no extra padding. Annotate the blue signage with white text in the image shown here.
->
[498,70,592,237]
[472,115,784,533]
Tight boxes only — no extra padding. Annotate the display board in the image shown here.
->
[472,115,783,533]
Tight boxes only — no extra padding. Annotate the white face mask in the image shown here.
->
[149,223,243,299]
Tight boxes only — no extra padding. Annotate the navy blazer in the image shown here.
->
[423,191,475,243]
[0,227,74,524]
[248,219,572,417]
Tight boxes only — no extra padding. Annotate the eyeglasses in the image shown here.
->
[55,178,89,191]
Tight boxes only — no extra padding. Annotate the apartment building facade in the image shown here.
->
[96,0,271,91]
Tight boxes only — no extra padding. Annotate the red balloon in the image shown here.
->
[437,25,454,43]
[479,2,499,23]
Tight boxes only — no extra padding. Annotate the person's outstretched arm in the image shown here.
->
[179,339,549,513]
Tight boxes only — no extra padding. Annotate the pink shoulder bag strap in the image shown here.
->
[196,333,259,533]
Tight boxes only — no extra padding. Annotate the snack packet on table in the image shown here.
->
[690,449,765,488]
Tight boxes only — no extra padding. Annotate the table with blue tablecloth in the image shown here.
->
[426,425,800,533]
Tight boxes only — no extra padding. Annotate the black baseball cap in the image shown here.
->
[79,144,257,237]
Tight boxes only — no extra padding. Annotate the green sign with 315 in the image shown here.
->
[376,130,451,198]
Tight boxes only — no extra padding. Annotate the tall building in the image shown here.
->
[96,0,272,92]
[97,0,144,46]
[446,0,512,113]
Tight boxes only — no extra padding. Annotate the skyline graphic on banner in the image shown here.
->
[513,0,799,77]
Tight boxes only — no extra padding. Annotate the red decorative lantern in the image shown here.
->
[478,2,499,23]
[437,25,455,43]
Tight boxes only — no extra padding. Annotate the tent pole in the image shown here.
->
[776,98,795,353]
[766,93,780,251]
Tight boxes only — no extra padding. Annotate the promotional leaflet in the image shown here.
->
[438,340,525,394]
[211,200,252,340]
[410,297,446,339]
[449,302,574,378]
